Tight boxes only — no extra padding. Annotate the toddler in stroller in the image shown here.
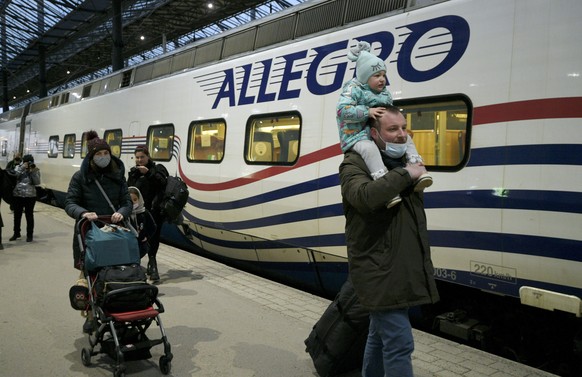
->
[76,216,173,377]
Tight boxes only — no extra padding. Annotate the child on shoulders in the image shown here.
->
[336,41,432,207]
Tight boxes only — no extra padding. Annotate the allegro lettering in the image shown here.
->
[207,16,470,109]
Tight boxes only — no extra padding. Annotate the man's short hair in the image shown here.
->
[367,105,403,130]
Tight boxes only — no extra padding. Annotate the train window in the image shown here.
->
[394,95,472,170]
[48,136,59,158]
[244,112,301,165]
[61,92,69,104]
[146,124,174,161]
[63,134,76,158]
[50,95,59,107]
[82,85,92,99]
[104,129,122,158]
[81,132,89,158]
[187,119,226,163]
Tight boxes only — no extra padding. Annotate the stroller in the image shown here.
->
[76,216,173,377]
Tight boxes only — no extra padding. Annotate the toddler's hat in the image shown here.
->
[348,41,386,85]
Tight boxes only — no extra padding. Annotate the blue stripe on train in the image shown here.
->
[189,174,340,210]
[185,188,582,231]
[429,230,582,262]
[467,144,582,167]
[425,189,582,213]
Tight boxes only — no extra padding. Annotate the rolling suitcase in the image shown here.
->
[305,278,369,376]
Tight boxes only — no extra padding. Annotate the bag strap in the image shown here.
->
[94,179,138,237]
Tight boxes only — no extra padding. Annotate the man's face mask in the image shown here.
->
[378,134,407,158]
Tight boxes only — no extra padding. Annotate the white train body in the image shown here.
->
[2,0,581,315]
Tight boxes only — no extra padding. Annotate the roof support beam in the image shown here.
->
[112,0,123,71]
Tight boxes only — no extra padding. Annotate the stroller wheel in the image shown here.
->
[81,348,92,366]
[159,355,172,374]
[113,367,126,377]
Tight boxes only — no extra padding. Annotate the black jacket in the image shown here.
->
[65,156,132,269]
[127,160,168,215]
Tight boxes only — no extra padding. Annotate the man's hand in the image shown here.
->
[404,163,428,181]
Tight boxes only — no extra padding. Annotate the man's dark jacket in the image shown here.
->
[339,150,440,311]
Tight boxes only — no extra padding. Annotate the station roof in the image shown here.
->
[0,0,305,109]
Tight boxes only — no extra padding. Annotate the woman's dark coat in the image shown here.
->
[65,156,132,269]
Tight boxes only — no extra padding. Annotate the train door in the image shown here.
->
[22,119,33,156]
[0,118,21,166]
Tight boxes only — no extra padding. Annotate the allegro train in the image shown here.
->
[1,0,581,373]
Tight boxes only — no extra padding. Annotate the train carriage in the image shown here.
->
[1,0,581,373]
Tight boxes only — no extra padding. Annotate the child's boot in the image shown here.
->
[414,173,433,192]
[386,195,402,209]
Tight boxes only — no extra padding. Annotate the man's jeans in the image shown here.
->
[362,308,414,377]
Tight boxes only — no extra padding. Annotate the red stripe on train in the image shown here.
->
[179,143,342,191]
[473,97,582,125]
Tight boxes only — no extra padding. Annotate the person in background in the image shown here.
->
[127,145,168,282]
[64,130,132,334]
[9,154,41,242]
[128,186,157,260]
[339,106,439,377]
[6,152,22,171]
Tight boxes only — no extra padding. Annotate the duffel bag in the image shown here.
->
[84,222,140,271]
[94,264,150,312]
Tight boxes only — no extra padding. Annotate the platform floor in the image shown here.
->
[0,202,558,377]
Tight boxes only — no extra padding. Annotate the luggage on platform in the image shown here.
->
[304,279,370,376]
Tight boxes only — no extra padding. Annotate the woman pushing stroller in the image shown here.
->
[64,130,132,333]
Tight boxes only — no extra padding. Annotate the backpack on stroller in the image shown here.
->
[77,216,173,377]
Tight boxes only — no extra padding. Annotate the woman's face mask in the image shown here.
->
[93,154,111,168]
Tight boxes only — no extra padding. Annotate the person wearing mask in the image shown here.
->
[339,105,439,377]
[64,130,132,333]
[127,145,168,282]
[8,154,41,242]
